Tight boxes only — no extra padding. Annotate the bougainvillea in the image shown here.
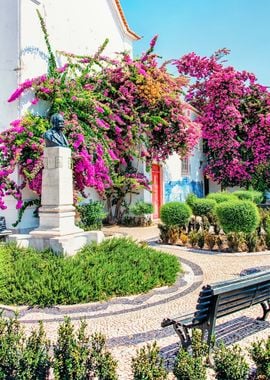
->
[0,14,200,223]
[174,50,270,189]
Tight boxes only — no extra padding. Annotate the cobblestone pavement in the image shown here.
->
[15,225,270,379]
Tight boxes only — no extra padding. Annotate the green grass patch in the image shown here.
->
[0,238,180,307]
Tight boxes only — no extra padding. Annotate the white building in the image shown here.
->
[0,0,139,230]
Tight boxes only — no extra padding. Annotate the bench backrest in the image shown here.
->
[0,217,6,232]
[192,271,270,324]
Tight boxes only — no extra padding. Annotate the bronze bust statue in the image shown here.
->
[44,113,69,147]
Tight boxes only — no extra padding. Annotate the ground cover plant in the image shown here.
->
[0,238,180,307]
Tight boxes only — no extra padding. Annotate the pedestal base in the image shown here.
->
[8,231,104,256]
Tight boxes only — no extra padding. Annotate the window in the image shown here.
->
[181,157,189,176]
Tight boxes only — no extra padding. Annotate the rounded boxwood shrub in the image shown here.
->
[216,200,260,234]
[233,190,263,204]
[186,193,198,208]
[160,202,192,227]
[191,198,217,216]
[206,192,236,203]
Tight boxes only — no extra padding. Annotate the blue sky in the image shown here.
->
[121,0,270,85]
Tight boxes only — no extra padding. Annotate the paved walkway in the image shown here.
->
[15,225,270,379]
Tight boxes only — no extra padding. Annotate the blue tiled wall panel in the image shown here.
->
[165,177,203,203]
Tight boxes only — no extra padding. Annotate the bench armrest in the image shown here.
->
[161,312,195,328]
[161,318,174,327]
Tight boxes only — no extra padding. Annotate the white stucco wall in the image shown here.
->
[20,0,133,81]
[208,180,241,194]
[0,1,21,227]
[0,0,135,230]
[0,0,20,132]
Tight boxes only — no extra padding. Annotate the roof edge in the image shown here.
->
[113,0,141,40]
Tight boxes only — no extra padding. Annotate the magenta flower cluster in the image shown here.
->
[0,37,200,213]
[175,50,270,188]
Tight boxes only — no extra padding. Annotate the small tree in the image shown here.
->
[173,329,207,380]
[53,318,91,380]
[214,343,249,380]
[175,50,270,190]
[131,342,167,380]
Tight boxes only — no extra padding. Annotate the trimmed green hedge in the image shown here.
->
[0,238,180,307]
[160,202,192,227]
[206,192,236,203]
[191,198,217,216]
[233,190,263,204]
[216,200,260,234]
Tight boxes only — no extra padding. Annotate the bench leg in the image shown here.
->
[257,301,270,321]
[173,323,192,349]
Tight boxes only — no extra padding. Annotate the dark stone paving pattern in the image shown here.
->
[240,265,270,276]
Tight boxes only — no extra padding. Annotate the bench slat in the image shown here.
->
[218,296,254,311]
[217,299,254,317]
[212,272,270,295]
[219,291,255,305]
[219,286,257,299]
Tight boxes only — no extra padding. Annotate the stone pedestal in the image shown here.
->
[9,147,104,255]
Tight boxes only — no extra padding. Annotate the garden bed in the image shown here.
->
[158,191,270,254]
[0,237,180,307]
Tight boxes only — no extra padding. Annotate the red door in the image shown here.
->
[152,164,162,219]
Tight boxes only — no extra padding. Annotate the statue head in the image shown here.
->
[44,113,68,147]
[50,113,65,131]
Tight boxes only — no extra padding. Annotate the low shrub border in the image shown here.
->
[233,190,264,204]
[0,238,180,307]
[158,192,269,253]
[1,318,269,380]
[206,192,236,203]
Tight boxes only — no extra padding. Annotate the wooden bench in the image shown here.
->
[161,271,270,349]
[0,217,12,241]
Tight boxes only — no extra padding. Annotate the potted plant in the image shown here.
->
[129,201,154,226]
